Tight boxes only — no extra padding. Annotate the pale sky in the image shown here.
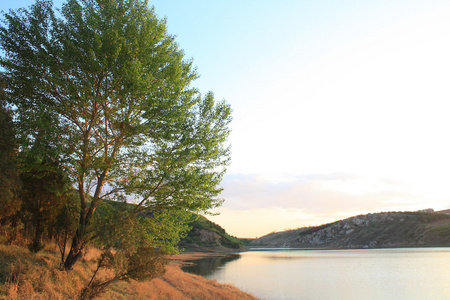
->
[3,0,450,238]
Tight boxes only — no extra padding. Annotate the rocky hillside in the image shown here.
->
[178,214,244,251]
[251,211,450,249]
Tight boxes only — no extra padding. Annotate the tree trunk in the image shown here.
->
[64,174,107,270]
[63,170,108,270]
[63,230,84,270]
[63,178,88,270]
[30,217,43,253]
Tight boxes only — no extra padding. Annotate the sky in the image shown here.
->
[2,0,450,238]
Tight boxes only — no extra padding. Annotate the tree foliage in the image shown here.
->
[79,201,176,299]
[0,78,21,223]
[20,156,72,252]
[0,0,231,271]
[50,191,80,266]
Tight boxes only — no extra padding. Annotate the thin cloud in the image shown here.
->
[220,173,420,215]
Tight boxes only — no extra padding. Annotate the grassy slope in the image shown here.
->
[0,243,256,300]
[179,214,244,250]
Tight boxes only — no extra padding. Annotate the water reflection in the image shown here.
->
[182,254,241,276]
[183,248,450,300]
[264,255,308,260]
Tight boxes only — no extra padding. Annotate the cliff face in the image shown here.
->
[251,211,450,249]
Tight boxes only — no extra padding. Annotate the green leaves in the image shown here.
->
[1,0,231,270]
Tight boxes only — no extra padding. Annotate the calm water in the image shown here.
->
[183,248,450,300]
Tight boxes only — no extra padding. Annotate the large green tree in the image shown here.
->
[0,0,231,270]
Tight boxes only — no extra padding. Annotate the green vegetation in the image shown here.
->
[406,211,450,223]
[179,215,244,249]
[0,0,231,297]
[238,238,255,247]
[0,79,21,231]
[297,222,336,237]
[430,224,450,237]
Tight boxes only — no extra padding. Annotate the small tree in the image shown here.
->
[16,110,73,252]
[51,192,80,266]
[0,104,20,220]
[1,0,231,270]
[79,201,188,299]
[0,77,21,239]
[19,157,72,252]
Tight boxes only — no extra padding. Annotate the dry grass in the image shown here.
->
[0,243,94,299]
[0,243,256,299]
[152,263,256,300]
[95,252,257,300]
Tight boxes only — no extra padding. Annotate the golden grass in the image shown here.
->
[0,243,257,300]
[96,252,257,300]
[151,263,256,300]
[0,243,91,299]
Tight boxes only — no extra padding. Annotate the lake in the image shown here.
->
[182,248,450,300]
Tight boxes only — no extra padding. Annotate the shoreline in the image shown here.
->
[107,252,258,299]
[0,243,255,299]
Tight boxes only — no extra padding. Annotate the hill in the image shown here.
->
[251,211,450,249]
[103,200,244,252]
[178,214,245,251]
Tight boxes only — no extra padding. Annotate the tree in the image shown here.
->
[20,156,72,252]
[0,77,21,226]
[16,110,74,252]
[79,201,187,299]
[0,0,231,270]
[50,191,80,267]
